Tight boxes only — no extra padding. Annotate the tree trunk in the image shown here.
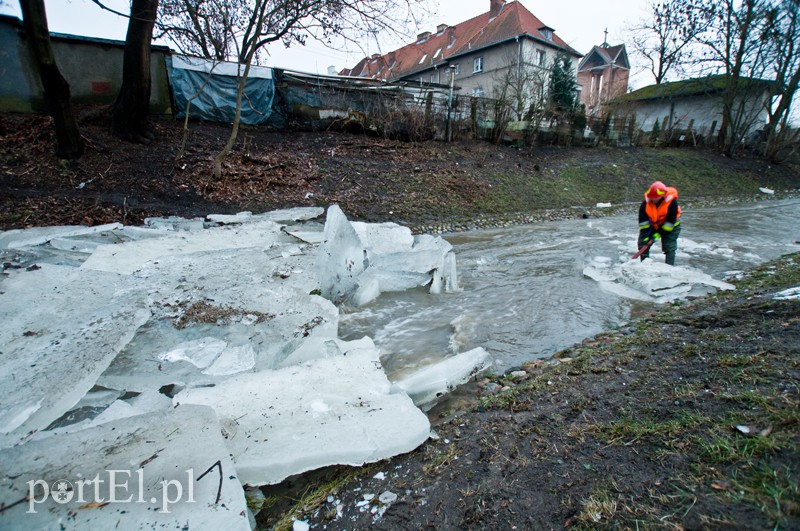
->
[112,0,158,142]
[19,0,84,159]
[212,61,252,179]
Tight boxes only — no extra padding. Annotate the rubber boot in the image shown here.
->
[665,251,675,266]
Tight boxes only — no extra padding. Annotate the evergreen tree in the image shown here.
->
[548,54,577,113]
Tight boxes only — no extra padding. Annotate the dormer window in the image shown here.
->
[539,26,554,41]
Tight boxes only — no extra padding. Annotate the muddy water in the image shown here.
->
[339,198,800,378]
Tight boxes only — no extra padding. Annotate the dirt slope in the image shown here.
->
[1,111,798,231]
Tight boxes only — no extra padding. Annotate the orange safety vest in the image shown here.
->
[644,186,681,231]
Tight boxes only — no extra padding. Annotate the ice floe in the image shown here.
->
[0,205,486,528]
[0,405,250,530]
[583,256,735,303]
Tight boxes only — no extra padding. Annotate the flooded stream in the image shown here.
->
[340,198,800,377]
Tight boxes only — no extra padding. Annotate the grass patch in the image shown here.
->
[597,410,710,445]
[576,489,620,525]
[699,432,787,465]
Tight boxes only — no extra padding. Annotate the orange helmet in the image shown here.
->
[645,181,667,200]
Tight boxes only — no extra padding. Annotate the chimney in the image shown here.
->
[490,0,504,17]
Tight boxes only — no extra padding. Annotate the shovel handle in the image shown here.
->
[631,238,655,260]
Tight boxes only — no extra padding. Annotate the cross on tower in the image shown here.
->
[602,28,609,47]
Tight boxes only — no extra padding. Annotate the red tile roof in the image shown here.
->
[341,1,581,80]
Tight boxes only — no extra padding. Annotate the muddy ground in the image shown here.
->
[1,112,799,530]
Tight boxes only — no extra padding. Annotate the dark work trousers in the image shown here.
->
[638,225,681,265]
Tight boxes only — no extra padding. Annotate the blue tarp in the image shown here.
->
[166,55,274,125]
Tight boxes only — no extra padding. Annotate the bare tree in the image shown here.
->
[763,0,800,161]
[629,0,711,84]
[19,0,84,158]
[696,0,774,154]
[489,45,549,144]
[158,0,421,178]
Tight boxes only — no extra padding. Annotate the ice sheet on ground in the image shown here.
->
[144,215,206,231]
[583,256,735,303]
[174,337,431,486]
[1,207,462,492]
[774,286,800,300]
[206,208,323,225]
[96,246,338,392]
[81,219,292,275]
[393,347,492,410]
[35,390,175,440]
[0,405,250,531]
[0,264,149,448]
[0,223,123,249]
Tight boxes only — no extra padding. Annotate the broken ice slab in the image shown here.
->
[352,269,433,307]
[48,225,173,254]
[96,247,338,392]
[174,337,431,486]
[316,205,366,303]
[351,221,415,256]
[0,264,149,448]
[255,207,325,224]
[0,405,250,531]
[81,219,296,275]
[393,347,492,410]
[583,257,735,304]
[620,260,735,303]
[276,335,376,369]
[316,206,459,306]
[144,215,206,231]
[205,208,324,226]
[0,223,123,250]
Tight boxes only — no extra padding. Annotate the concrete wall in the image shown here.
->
[0,16,171,114]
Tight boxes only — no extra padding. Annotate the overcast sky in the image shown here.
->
[1,0,651,87]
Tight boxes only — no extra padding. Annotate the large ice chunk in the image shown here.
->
[393,347,492,410]
[316,206,459,306]
[0,264,149,448]
[174,337,431,486]
[316,205,366,303]
[0,405,250,530]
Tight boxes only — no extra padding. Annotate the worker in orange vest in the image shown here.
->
[637,181,682,265]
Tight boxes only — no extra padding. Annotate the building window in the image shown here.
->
[471,87,485,97]
[454,64,460,75]
[430,73,437,83]
[541,29,553,41]
[536,50,546,66]
[473,57,484,73]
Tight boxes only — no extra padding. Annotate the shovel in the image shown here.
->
[632,234,659,260]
